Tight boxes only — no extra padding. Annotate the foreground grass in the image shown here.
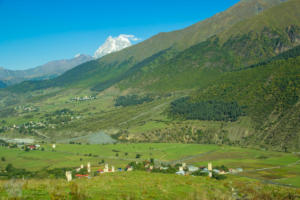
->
[0,172,299,200]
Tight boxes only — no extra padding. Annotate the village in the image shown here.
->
[65,160,243,182]
[70,96,97,102]
[0,109,83,135]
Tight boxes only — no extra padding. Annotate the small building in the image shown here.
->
[75,174,89,178]
[236,168,243,172]
[229,168,238,174]
[160,166,168,170]
[176,170,185,176]
[126,166,133,171]
[28,145,36,150]
[202,168,208,172]
[188,165,199,172]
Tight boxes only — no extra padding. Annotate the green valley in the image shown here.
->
[0,0,300,199]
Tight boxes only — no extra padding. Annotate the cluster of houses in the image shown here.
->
[66,162,134,181]
[14,121,46,130]
[6,115,83,133]
[65,160,244,182]
[0,140,57,152]
[15,105,38,112]
[176,162,243,176]
[176,162,220,176]
[70,96,96,102]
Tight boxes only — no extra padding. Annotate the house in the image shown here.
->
[229,168,238,174]
[28,145,36,150]
[236,168,243,172]
[188,165,199,172]
[202,168,209,172]
[160,167,168,170]
[125,166,133,171]
[219,170,227,175]
[176,170,185,176]
[75,174,89,178]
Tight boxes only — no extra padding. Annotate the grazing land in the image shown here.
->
[1,143,300,191]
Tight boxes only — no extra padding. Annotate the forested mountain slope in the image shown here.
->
[118,0,300,92]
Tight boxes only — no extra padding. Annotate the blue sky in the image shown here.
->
[0,0,239,70]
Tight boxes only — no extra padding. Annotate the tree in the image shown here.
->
[1,157,5,162]
[136,154,141,159]
[5,163,14,172]
[150,158,154,164]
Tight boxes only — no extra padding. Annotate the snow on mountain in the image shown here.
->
[94,34,139,58]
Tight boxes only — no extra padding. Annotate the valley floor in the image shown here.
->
[0,143,300,199]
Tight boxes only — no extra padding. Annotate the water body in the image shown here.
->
[58,131,116,144]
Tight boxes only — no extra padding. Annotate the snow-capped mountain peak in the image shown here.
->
[94,34,139,58]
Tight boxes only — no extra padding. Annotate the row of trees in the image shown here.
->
[0,164,77,179]
[115,95,153,107]
[170,97,244,122]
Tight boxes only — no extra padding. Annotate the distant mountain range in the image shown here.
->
[0,54,93,86]
[0,34,138,86]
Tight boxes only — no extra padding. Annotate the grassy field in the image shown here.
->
[1,172,300,200]
[1,143,300,188]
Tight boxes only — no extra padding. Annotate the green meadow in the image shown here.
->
[1,143,300,189]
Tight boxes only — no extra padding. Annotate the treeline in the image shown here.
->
[0,164,78,179]
[169,97,243,122]
[115,95,153,107]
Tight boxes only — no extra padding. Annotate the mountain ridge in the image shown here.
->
[0,54,93,85]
